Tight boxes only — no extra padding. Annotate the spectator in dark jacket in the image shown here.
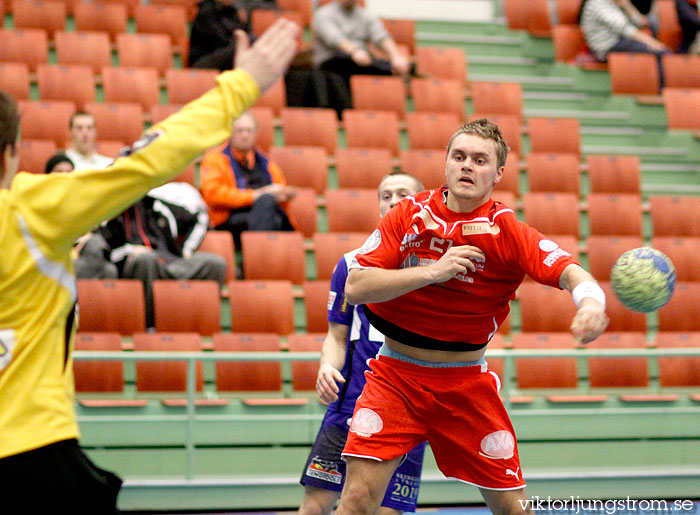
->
[188,0,251,70]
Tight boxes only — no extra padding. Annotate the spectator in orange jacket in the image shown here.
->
[200,110,296,247]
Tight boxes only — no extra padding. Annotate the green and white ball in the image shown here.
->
[611,247,676,312]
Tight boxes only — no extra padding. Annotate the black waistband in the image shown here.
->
[364,306,488,352]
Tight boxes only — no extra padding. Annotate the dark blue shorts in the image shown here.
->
[300,410,426,511]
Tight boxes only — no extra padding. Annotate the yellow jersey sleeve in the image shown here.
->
[9,69,260,259]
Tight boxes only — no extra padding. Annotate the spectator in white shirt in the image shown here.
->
[65,111,114,170]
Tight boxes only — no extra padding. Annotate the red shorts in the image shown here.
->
[342,355,526,491]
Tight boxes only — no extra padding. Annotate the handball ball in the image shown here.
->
[611,247,676,312]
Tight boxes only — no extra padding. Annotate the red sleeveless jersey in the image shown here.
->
[351,188,577,346]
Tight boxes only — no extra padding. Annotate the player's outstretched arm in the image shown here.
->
[317,322,349,405]
[560,264,609,344]
[346,245,485,305]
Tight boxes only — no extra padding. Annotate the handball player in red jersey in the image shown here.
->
[335,119,609,514]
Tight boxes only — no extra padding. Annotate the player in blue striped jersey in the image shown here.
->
[299,171,425,515]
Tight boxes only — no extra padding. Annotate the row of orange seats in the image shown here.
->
[75,277,700,337]
[72,330,700,398]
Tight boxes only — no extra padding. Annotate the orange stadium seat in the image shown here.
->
[470,82,523,122]
[586,332,648,387]
[586,194,643,236]
[525,152,581,195]
[269,146,328,194]
[649,195,700,237]
[287,187,318,238]
[109,0,142,17]
[555,0,582,24]
[492,190,516,207]
[152,280,221,336]
[312,232,368,280]
[36,64,95,109]
[197,231,237,283]
[77,279,146,335]
[213,332,283,392]
[303,280,331,333]
[335,147,393,189]
[134,4,188,49]
[657,0,683,51]
[249,107,275,153]
[343,110,400,156]
[399,149,446,190]
[116,33,173,76]
[405,112,461,151]
[494,152,520,197]
[165,69,218,105]
[552,24,586,63]
[468,113,522,156]
[54,31,111,74]
[102,66,160,112]
[241,231,306,284]
[350,75,407,119]
[73,332,124,393]
[325,189,380,233]
[410,78,465,120]
[517,282,578,332]
[511,333,578,389]
[663,88,700,130]
[586,154,641,193]
[599,282,647,332]
[73,1,128,40]
[586,235,644,280]
[0,28,49,72]
[414,46,467,86]
[276,0,313,27]
[11,0,66,37]
[94,140,124,159]
[522,192,580,237]
[656,332,700,387]
[228,280,295,334]
[150,103,182,125]
[0,62,30,101]
[650,237,700,281]
[281,108,338,154]
[133,332,204,392]
[257,78,287,117]
[547,234,580,262]
[18,100,75,146]
[250,8,304,46]
[381,18,416,55]
[84,102,144,144]
[662,54,700,88]
[287,333,324,391]
[504,0,552,36]
[17,139,57,174]
[657,283,700,332]
[608,52,660,95]
[527,117,581,156]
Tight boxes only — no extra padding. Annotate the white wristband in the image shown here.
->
[571,281,606,310]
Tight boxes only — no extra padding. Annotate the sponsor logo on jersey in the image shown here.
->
[462,222,501,236]
[358,229,382,255]
[539,239,558,252]
[118,130,162,158]
[506,467,520,481]
[350,408,384,437]
[306,457,342,484]
[400,233,421,252]
[543,247,571,267]
[327,290,337,311]
[479,429,515,459]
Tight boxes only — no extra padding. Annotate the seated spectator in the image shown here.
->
[579,0,671,62]
[312,0,411,94]
[200,111,296,249]
[188,0,251,70]
[45,152,118,279]
[630,0,660,33]
[65,111,114,170]
[676,0,700,53]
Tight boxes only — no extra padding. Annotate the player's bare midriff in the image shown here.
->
[385,336,487,364]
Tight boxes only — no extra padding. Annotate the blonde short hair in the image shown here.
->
[446,118,510,169]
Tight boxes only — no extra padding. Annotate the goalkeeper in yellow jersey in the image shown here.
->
[0,20,299,514]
